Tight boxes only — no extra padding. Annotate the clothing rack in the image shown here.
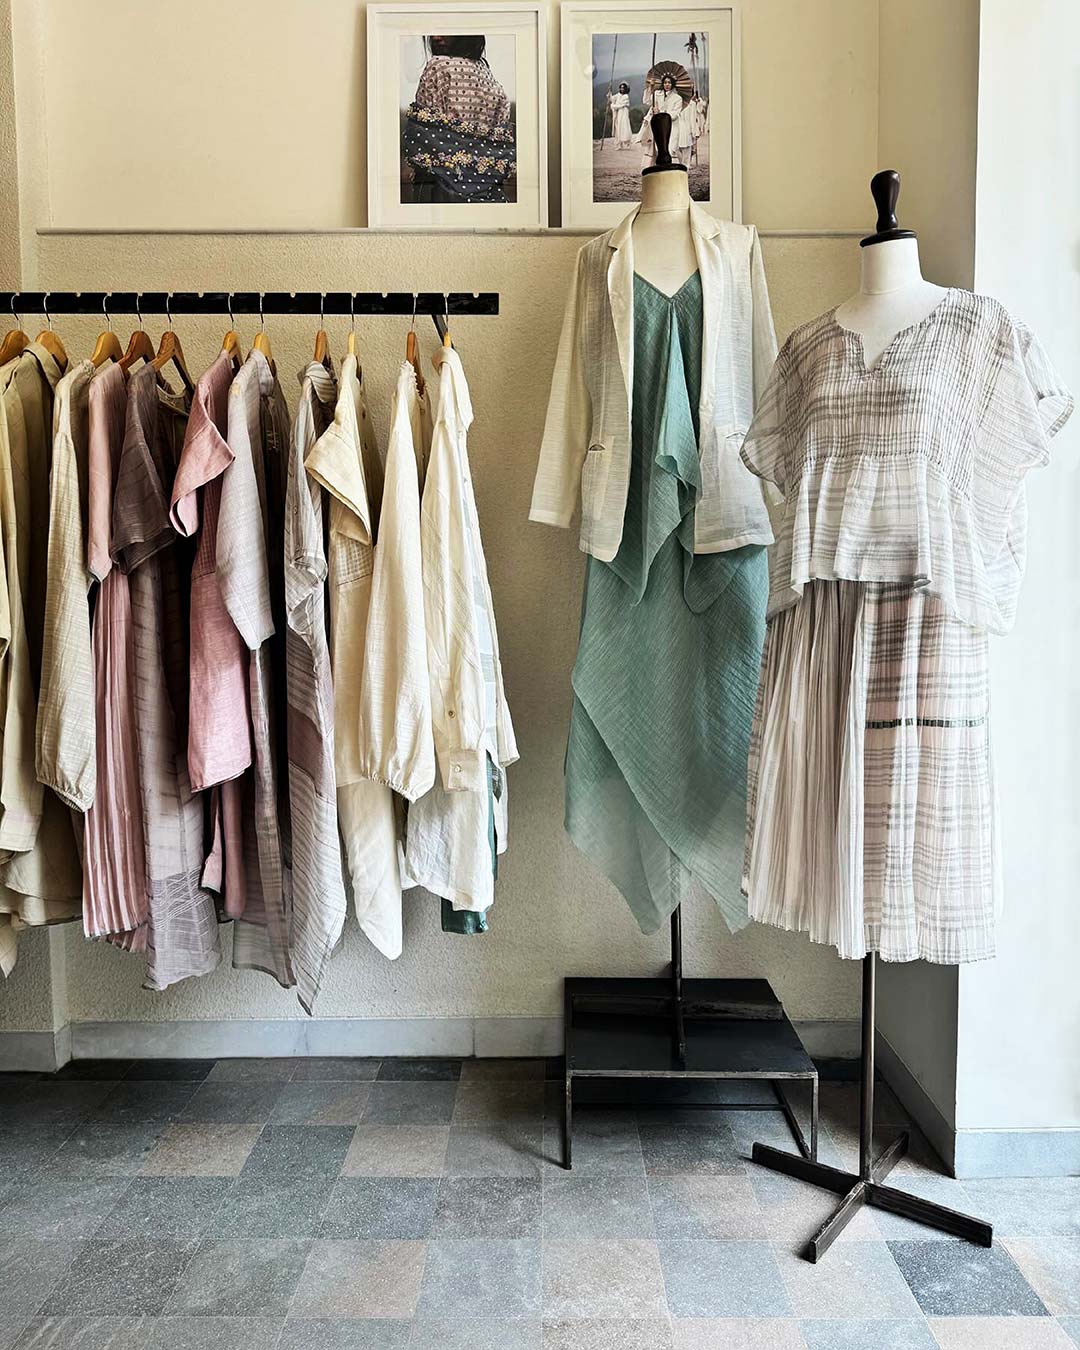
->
[752,953,994,1261]
[0,291,499,340]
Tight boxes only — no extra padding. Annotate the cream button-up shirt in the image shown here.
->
[305,354,403,960]
[357,361,435,803]
[37,359,96,813]
[530,201,778,561]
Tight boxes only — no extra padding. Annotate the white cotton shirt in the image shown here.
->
[304,354,403,960]
[402,346,518,912]
[357,362,435,802]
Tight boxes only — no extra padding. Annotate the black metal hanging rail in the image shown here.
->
[0,291,498,317]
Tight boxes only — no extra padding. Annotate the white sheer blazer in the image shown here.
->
[529,202,778,561]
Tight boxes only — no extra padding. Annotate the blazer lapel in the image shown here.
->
[606,206,638,415]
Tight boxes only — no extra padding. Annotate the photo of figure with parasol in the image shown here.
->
[590,30,709,203]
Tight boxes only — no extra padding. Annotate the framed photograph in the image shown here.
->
[560,1,740,231]
[367,2,548,229]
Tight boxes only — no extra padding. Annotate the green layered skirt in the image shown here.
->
[565,272,767,935]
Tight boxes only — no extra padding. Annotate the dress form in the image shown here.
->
[632,113,697,297]
[834,170,946,368]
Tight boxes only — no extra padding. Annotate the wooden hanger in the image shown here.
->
[91,296,123,367]
[221,329,243,368]
[406,297,425,396]
[91,330,123,367]
[440,294,453,349]
[0,298,29,365]
[252,294,274,369]
[406,329,425,395]
[35,295,67,367]
[119,327,155,373]
[312,293,331,369]
[119,296,155,373]
[152,298,195,394]
[221,294,244,369]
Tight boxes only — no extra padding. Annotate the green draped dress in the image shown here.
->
[564,271,768,935]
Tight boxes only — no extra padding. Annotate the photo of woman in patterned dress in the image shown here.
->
[400,34,517,205]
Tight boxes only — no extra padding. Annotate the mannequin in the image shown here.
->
[632,112,697,298]
[834,170,946,368]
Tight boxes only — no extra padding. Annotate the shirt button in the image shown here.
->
[448,709,456,719]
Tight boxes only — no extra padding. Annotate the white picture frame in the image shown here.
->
[560,0,741,231]
[367,2,548,230]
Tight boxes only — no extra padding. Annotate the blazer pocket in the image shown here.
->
[580,443,609,519]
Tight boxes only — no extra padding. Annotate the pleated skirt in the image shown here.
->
[744,580,998,964]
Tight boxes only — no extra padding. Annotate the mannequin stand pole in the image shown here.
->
[751,953,994,1262]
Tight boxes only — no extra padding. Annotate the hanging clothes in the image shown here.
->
[0,343,83,975]
[83,361,147,949]
[169,350,249,922]
[111,362,220,990]
[564,273,768,935]
[740,291,1074,962]
[358,361,435,802]
[37,359,95,813]
[217,348,293,988]
[305,354,403,959]
[403,345,518,927]
[286,359,347,1012]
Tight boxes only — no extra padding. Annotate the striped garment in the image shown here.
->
[112,363,220,990]
[745,580,996,964]
[37,359,95,813]
[0,344,83,978]
[305,355,403,961]
[218,350,293,988]
[169,351,249,923]
[741,289,1074,634]
[83,361,147,947]
[285,360,347,1012]
[741,294,1072,963]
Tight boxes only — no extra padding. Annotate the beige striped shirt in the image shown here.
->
[37,359,96,812]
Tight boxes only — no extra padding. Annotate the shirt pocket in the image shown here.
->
[580,442,610,521]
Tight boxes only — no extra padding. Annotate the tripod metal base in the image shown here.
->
[752,1132,993,1262]
[751,953,993,1263]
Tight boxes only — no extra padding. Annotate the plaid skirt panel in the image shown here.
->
[744,580,996,964]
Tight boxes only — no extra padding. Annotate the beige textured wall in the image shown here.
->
[0,0,18,287]
[31,0,880,232]
[877,0,980,288]
[2,1,984,1034]
[33,228,863,1025]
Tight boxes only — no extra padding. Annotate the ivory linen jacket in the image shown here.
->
[530,202,778,560]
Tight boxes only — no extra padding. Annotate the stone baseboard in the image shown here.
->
[2,1015,857,1071]
[878,1032,1080,1178]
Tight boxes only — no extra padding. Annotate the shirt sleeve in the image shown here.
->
[973,313,1074,567]
[529,247,593,528]
[36,385,95,811]
[740,336,796,494]
[749,226,779,409]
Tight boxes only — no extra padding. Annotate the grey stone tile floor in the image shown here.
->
[1,1058,1077,1348]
